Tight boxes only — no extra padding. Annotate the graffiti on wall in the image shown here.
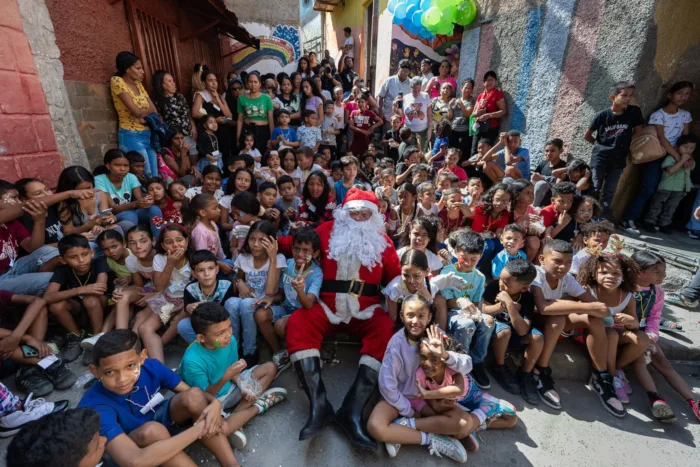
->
[227,23,301,74]
[389,24,463,78]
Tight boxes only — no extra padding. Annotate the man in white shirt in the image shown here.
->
[343,27,354,59]
[377,59,411,124]
[402,77,432,152]
[419,59,434,92]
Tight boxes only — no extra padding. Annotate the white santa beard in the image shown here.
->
[328,208,389,271]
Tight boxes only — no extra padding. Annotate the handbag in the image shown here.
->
[629,125,665,164]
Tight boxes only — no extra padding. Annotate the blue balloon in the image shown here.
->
[406,0,421,7]
[405,4,417,22]
[420,0,432,11]
[395,1,408,19]
[412,9,423,26]
[388,0,399,14]
[402,13,413,29]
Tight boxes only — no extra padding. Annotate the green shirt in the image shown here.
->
[106,249,132,278]
[658,155,695,192]
[237,94,273,122]
[178,339,238,398]
[439,264,485,304]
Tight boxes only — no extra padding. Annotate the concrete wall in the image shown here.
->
[0,0,65,186]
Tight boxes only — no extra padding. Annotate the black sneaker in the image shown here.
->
[60,333,83,363]
[491,364,519,394]
[640,222,658,233]
[518,370,539,405]
[43,359,76,390]
[471,362,491,389]
[533,366,561,410]
[659,224,673,235]
[589,372,625,418]
[15,366,53,397]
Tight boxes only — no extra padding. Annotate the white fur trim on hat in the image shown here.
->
[344,199,378,213]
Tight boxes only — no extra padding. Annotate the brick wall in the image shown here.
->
[0,0,63,186]
[65,81,118,168]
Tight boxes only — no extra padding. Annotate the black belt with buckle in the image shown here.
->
[321,279,379,297]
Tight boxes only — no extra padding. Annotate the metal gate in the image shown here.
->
[125,0,181,90]
[194,33,228,92]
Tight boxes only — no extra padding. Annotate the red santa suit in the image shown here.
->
[285,189,401,366]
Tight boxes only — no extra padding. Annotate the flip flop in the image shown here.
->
[659,320,683,332]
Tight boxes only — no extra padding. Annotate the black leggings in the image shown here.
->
[242,123,271,165]
[450,129,472,163]
[470,127,500,156]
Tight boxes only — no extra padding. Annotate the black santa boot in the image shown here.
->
[335,362,380,450]
[294,356,335,440]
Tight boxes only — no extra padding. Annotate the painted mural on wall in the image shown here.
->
[227,23,302,74]
[389,24,463,78]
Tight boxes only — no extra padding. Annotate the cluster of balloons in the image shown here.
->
[388,0,477,39]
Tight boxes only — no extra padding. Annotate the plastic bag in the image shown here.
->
[237,371,262,400]
[146,293,176,325]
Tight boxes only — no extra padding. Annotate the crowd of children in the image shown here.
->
[0,63,698,467]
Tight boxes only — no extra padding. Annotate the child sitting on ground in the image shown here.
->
[375,168,399,207]
[491,224,526,280]
[484,259,543,405]
[630,251,700,422]
[79,329,239,466]
[254,229,323,373]
[274,175,302,221]
[541,181,576,244]
[44,235,111,363]
[178,303,286,446]
[569,195,601,250]
[471,183,511,268]
[508,180,543,261]
[416,182,438,217]
[570,221,614,276]
[438,148,468,186]
[177,250,237,344]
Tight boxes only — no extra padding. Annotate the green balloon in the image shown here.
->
[443,5,457,23]
[435,0,452,9]
[455,0,477,26]
[422,6,442,27]
[437,21,454,36]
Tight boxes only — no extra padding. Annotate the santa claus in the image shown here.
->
[284,188,400,449]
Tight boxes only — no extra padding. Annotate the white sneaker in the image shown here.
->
[427,433,468,463]
[0,394,69,438]
[385,416,411,457]
[80,333,104,350]
[622,220,640,236]
[229,429,247,449]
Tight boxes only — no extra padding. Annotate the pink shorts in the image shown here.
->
[410,398,426,413]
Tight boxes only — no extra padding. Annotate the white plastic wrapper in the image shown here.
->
[146,293,176,325]
[237,371,262,400]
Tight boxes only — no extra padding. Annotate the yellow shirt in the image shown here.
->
[110,76,149,131]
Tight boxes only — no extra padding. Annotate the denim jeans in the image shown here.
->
[227,297,258,356]
[686,189,700,232]
[477,237,503,269]
[177,298,238,344]
[590,158,625,212]
[680,268,700,301]
[447,309,494,364]
[118,128,158,178]
[0,245,59,295]
[624,159,663,222]
[116,205,163,238]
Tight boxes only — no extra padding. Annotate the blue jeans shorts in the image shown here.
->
[270,304,295,323]
[494,321,542,349]
[151,397,180,434]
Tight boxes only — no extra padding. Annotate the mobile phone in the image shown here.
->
[21,345,39,358]
[99,208,113,217]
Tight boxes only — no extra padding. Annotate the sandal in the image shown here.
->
[659,320,683,332]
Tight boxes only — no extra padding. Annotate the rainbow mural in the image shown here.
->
[229,24,301,72]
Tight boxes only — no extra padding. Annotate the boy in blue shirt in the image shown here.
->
[440,230,493,389]
[178,303,286,444]
[78,329,237,466]
[254,229,323,372]
[492,224,527,280]
[270,109,299,151]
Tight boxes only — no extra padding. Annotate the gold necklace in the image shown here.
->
[72,269,91,287]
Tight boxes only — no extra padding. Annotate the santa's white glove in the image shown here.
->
[430,272,468,291]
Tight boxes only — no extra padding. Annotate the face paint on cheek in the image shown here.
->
[614,277,623,288]
[215,339,222,349]
[133,364,141,380]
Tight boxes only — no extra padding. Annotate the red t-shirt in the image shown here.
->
[349,109,378,156]
[0,221,30,275]
[438,166,467,181]
[474,89,505,129]
[540,204,559,228]
[471,206,509,233]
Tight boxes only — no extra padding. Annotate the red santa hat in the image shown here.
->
[342,187,379,213]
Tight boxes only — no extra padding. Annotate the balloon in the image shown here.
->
[405,4,417,21]
[406,0,420,7]
[447,0,461,5]
[455,0,477,26]
[442,5,456,23]
[395,1,408,20]
[419,0,432,11]
[437,21,454,36]
[422,6,442,26]
[388,0,399,14]
[435,0,452,8]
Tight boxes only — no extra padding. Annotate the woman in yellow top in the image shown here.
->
[110,52,159,177]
